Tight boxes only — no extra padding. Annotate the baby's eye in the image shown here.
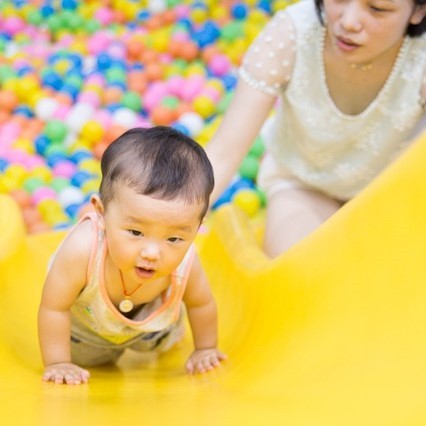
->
[168,237,182,243]
[128,229,142,237]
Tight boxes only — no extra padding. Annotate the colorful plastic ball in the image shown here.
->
[208,54,231,77]
[112,107,137,128]
[44,120,68,144]
[232,188,261,217]
[50,177,71,193]
[65,203,82,219]
[0,158,9,172]
[30,165,53,183]
[249,136,265,158]
[80,120,104,145]
[178,112,204,137]
[70,149,93,164]
[192,95,216,119]
[58,186,85,208]
[53,160,77,179]
[81,178,101,195]
[0,89,19,112]
[23,176,45,193]
[239,154,260,181]
[66,103,95,133]
[31,186,57,204]
[121,91,143,112]
[231,3,249,20]
[70,170,93,188]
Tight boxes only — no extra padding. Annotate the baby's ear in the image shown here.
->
[90,194,105,228]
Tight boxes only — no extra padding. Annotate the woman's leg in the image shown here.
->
[263,187,342,258]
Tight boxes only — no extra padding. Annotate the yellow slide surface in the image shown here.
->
[2,135,426,426]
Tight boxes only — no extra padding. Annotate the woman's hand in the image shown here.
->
[42,362,90,385]
[185,348,227,375]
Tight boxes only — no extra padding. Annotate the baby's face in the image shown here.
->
[99,185,204,284]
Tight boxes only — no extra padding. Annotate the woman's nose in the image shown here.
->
[340,2,363,32]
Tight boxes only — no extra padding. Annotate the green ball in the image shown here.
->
[221,22,244,42]
[23,177,44,193]
[27,10,43,26]
[51,177,71,193]
[217,92,233,114]
[85,19,101,34]
[121,91,143,112]
[238,154,259,180]
[47,14,63,33]
[106,67,126,84]
[249,136,265,158]
[161,95,180,110]
[44,120,68,144]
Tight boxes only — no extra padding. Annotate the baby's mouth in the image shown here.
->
[136,266,155,278]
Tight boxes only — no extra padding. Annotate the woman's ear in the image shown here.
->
[410,4,426,25]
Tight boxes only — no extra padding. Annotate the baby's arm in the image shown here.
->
[38,221,92,384]
[205,10,296,203]
[183,254,226,374]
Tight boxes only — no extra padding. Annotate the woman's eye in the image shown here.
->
[128,229,142,236]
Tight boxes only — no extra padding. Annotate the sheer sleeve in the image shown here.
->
[238,10,296,97]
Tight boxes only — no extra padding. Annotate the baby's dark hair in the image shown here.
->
[314,0,426,36]
[99,126,214,220]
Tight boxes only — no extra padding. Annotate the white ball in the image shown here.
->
[112,107,137,128]
[147,0,167,14]
[178,112,205,137]
[34,97,59,120]
[58,186,85,208]
[66,103,95,133]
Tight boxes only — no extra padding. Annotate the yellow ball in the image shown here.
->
[4,164,28,186]
[13,138,35,155]
[82,178,101,195]
[31,166,53,184]
[37,198,63,219]
[80,120,104,145]
[79,158,101,176]
[233,189,261,218]
[191,8,208,24]
[192,95,216,119]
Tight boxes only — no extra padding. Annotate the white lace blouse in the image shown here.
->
[239,0,426,200]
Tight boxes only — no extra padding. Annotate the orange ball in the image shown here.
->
[102,86,123,105]
[10,189,32,209]
[145,62,164,81]
[0,89,19,112]
[180,41,199,61]
[151,105,177,126]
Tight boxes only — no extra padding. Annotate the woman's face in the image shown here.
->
[323,0,426,65]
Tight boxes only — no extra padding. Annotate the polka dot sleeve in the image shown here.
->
[238,10,296,97]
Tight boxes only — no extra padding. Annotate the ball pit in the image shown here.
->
[0,0,288,233]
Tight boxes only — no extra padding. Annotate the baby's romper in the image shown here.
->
[70,213,194,367]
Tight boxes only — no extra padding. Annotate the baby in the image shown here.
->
[38,126,226,384]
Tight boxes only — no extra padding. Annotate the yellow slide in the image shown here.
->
[2,134,426,426]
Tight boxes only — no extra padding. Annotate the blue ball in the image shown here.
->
[65,203,81,219]
[71,170,93,188]
[42,71,63,90]
[34,135,51,156]
[231,3,248,20]
[41,5,55,18]
[96,53,113,71]
[47,152,68,168]
[0,158,9,172]
[62,0,78,10]
[14,105,34,118]
[70,150,93,164]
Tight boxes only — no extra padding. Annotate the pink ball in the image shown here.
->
[53,104,71,121]
[181,76,205,102]
[78,91,100,108]
[3,16,25,36]
[201,87,221,103]
[53,161,77,179]
[94,7,114,26]
[6,150,26,164]
[174,5,191,19]
[25,156,45,170]
[208,54,231,77]
[108,43,126,60]
[143,82,169,111]
[85,73,105,86]
[32,187,57,204]
[87,32,112,55]
[167,76,186,97]
[92,110,112,128]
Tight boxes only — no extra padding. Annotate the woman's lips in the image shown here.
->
[335,35,359,52]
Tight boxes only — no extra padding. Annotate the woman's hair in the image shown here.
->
[99,126,214,219]
[314,0,426,36]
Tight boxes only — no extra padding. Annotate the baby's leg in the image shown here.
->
[263,187,341,258]
[71,337,124,367]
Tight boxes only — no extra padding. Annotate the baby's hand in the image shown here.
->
[42,362,90,385]
[185,348,227,375]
